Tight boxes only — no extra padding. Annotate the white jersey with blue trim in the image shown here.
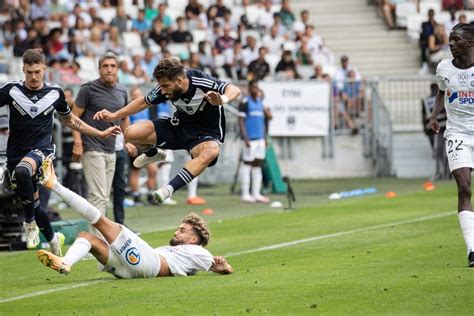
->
[436,59,474,136]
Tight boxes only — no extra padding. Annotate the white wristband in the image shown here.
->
[220,95,229,104]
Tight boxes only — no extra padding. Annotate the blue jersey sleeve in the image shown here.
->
[144,85,166,106]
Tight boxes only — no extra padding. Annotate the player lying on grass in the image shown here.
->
[36,160,233,278]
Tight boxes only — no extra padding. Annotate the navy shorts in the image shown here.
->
[152,117,224,167]
[7,147,55,191]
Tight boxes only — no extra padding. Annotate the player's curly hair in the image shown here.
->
[182,212,211,247]
[153,57,186,81]
[23,48,45,65]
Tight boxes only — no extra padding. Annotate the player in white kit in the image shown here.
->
[429,23,474,267]
[36,160,233,278]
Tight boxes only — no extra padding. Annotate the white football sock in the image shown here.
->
[157,163,171,187]
[52,180,101,224]
[48,232,58,247]
[240,164,251,197]
[62,237,91,266]
[458,210,474,255]
[187,177,198,198]
[251,166,263,198]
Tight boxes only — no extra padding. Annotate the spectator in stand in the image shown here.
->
[334,55,361,94]
[248,47,270,80]
[86,27,107,58]
[30,0,50,21]
[157,3,174,29]
[310,64,326,80]
[185,0,207,30]
[215,25,236,53]
[149,19,170,47]
[427,24,451,66]
[105,26,125,56]
[342,70,364,119]
[207,21,223,47]
[208,0,228,18]
[110,6,128,33]
[380,0,407,31]
[279,0,296,32]
[130,64,149,85]
[68,4,92,29]
[67,32,85,59]
[140,49,159,79]
[144,0,158,24]
[186,0,201,18]
[132,9,151,40]
[49,0,68,21]
[170,16,193,43]
[222,40,245,80]
[262,24,285,55]
[305,25,333,64]
[293,9,310,40]
[242,35,260,66]
[189,52,205,72]
[73,17,90,48]
[419,9,438,75]
[275,50,300,79]
[14,26,41,57]
[258,0,276,32]
[59,59,83,84]
[118,60,134,85]
[442,0,464,10]
[46,28,68,60]
[295,37,313,66]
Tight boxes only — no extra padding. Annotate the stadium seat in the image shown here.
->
[395,2,417,28]
[75,56,99,81]
[191,29,207,44]
[123,1,138,19]
[167,43,190,59]
[122,32,143,54]
[266,53,281,75]
[419,1,442,15]
[98,7,116,24]
[406,14,424,41]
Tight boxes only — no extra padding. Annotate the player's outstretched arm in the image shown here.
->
[205,84,241,106]
[210,256,233,275]
[60,112,122,138]
[93,96,149,122]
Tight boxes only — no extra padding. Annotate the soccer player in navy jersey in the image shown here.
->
[94,58,241,204]
[0,49,121,252]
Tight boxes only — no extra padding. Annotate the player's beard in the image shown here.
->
[169,87,183,102]
[169,237,182,246]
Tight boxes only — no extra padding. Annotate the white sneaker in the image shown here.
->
[255,195,270,203]
[153,187,172,204]
[241,195,256,203]
[24,221,40,249]
[162,198,178,206]
[133,149,167,168]
[49,232,65,257]
[37,250,71,275]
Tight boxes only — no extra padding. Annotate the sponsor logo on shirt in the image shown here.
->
[447,90,474,105]
[125,247,141,265]
[116,237,132,255]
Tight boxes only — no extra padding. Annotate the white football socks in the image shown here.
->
[52,180,101,224]
[157,163,171,187]
[251,167,263,198]
[458,210,474,255]
[62,237,92,266]
[240,164,251,198]
[187,177,199,198]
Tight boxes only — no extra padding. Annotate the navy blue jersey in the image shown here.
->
[0,80,71,163]
[144,69,229,127]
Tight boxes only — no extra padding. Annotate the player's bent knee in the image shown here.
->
[78,231,95,241]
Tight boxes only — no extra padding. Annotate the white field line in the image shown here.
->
[0,211,455,304]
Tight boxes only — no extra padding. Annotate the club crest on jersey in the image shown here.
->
[458,74,468,86]
[30,105,38,115]
[125,247,141,265]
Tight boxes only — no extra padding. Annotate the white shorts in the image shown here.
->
[444,133,474,172]
[242,139,266,162]
[102,226,161,279]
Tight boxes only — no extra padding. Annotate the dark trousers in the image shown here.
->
[112,149,127,224]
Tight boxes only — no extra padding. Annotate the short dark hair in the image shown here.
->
[249,79,258,88]
[452,23,474,40]
[153,58,185,81]
[23,48,45,65]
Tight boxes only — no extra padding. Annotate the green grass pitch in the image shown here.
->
[0,178,473,314]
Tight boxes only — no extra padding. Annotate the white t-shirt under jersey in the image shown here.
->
[154,245,214,276]
[436,59,474,136]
